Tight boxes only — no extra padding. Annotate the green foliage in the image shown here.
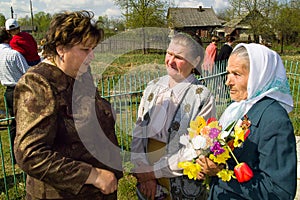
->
[33,12,52,33]
[0,85,5,111]
[117,173,138,200]
[92,52,165,77]
[290,113,299,136]
[228,0,277,16]
[226,0,300,46]
[114,0,168,28]
[0,13,5,27]
[117,157,137,199]
[0,129,26,200]
[216,7,235,22]
[98,15,126,38]
[272,42,300,56]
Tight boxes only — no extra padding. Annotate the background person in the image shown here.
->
[197,43,297,200]
[216,35,235,63]
[202,35,220,75]
[5,18,41,66]
[0,27,30,164]
[13,10,123,200]
[216,35,236,102]
[131,33,216,200]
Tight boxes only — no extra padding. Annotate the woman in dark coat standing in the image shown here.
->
[197,43,297,200]
[216,35,235,63]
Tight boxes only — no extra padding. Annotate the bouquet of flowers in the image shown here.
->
[177,115,253,183]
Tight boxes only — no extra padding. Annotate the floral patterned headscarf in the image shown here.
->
[219,43,293,128]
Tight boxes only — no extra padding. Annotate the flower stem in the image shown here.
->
[222,120,240,165]
[226,145,240,165]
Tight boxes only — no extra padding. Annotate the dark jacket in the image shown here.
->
[216,43,233,62]
[209,97,297,200]
[14,62,123,199]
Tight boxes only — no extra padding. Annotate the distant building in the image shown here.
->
[222,13,253,42]
[222,9,274,44]
[167,6,223,38]
[20,25,37,33]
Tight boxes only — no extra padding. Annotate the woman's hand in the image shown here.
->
[86,167,118,194]
[138,179,157,200]
[132,162,156,182]
[196,157,224,176]
[132,162,157,199]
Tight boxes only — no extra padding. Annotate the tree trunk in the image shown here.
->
[280,34,284,54]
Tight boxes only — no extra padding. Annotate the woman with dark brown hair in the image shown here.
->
[14,10,123,200]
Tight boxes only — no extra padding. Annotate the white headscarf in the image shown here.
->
[219,43,293,129]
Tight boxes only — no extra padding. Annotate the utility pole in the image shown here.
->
[124,0,129,31]
[30,0,34,32]
[126,0,128,23]
[11,6,14,18]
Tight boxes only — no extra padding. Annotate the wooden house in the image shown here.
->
[222,13,253,42]
[167,6,223,38]
[222,9,273,43]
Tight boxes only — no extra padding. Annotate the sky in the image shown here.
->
[0,0,230,20]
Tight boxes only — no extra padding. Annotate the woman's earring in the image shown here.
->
[60,55,64,62]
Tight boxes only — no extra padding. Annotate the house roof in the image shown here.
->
[167,7,222,28]
[224,10,263,29]
[223,12,251,29]
[223,17,244,28]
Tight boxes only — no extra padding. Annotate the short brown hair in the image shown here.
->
[41,10,104,59]
[225,35,236,43]
[211,35,220,42]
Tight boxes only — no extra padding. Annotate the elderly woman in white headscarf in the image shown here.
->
[197,43,297,200]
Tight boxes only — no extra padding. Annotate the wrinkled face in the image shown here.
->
[60,41,96,78]
[226,54,249,102]
[165,43,194,81]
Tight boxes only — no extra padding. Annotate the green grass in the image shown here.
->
[117,161,138,200]
[0,129,26,200]
[91,51,166,77]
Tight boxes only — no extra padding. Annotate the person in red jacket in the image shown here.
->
[202,35,220,75]
[5,18,40,66]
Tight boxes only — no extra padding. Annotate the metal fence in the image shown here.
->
[0,61,299,199]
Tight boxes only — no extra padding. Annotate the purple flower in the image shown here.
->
[209,128,220,139]
[210,141,225,156]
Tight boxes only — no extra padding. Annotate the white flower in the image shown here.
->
[219,130,230,141]
[191,135,207,149]
[179,143,198,161]
[179,134,190,145]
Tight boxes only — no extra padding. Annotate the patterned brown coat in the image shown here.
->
[14,62,123,199]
